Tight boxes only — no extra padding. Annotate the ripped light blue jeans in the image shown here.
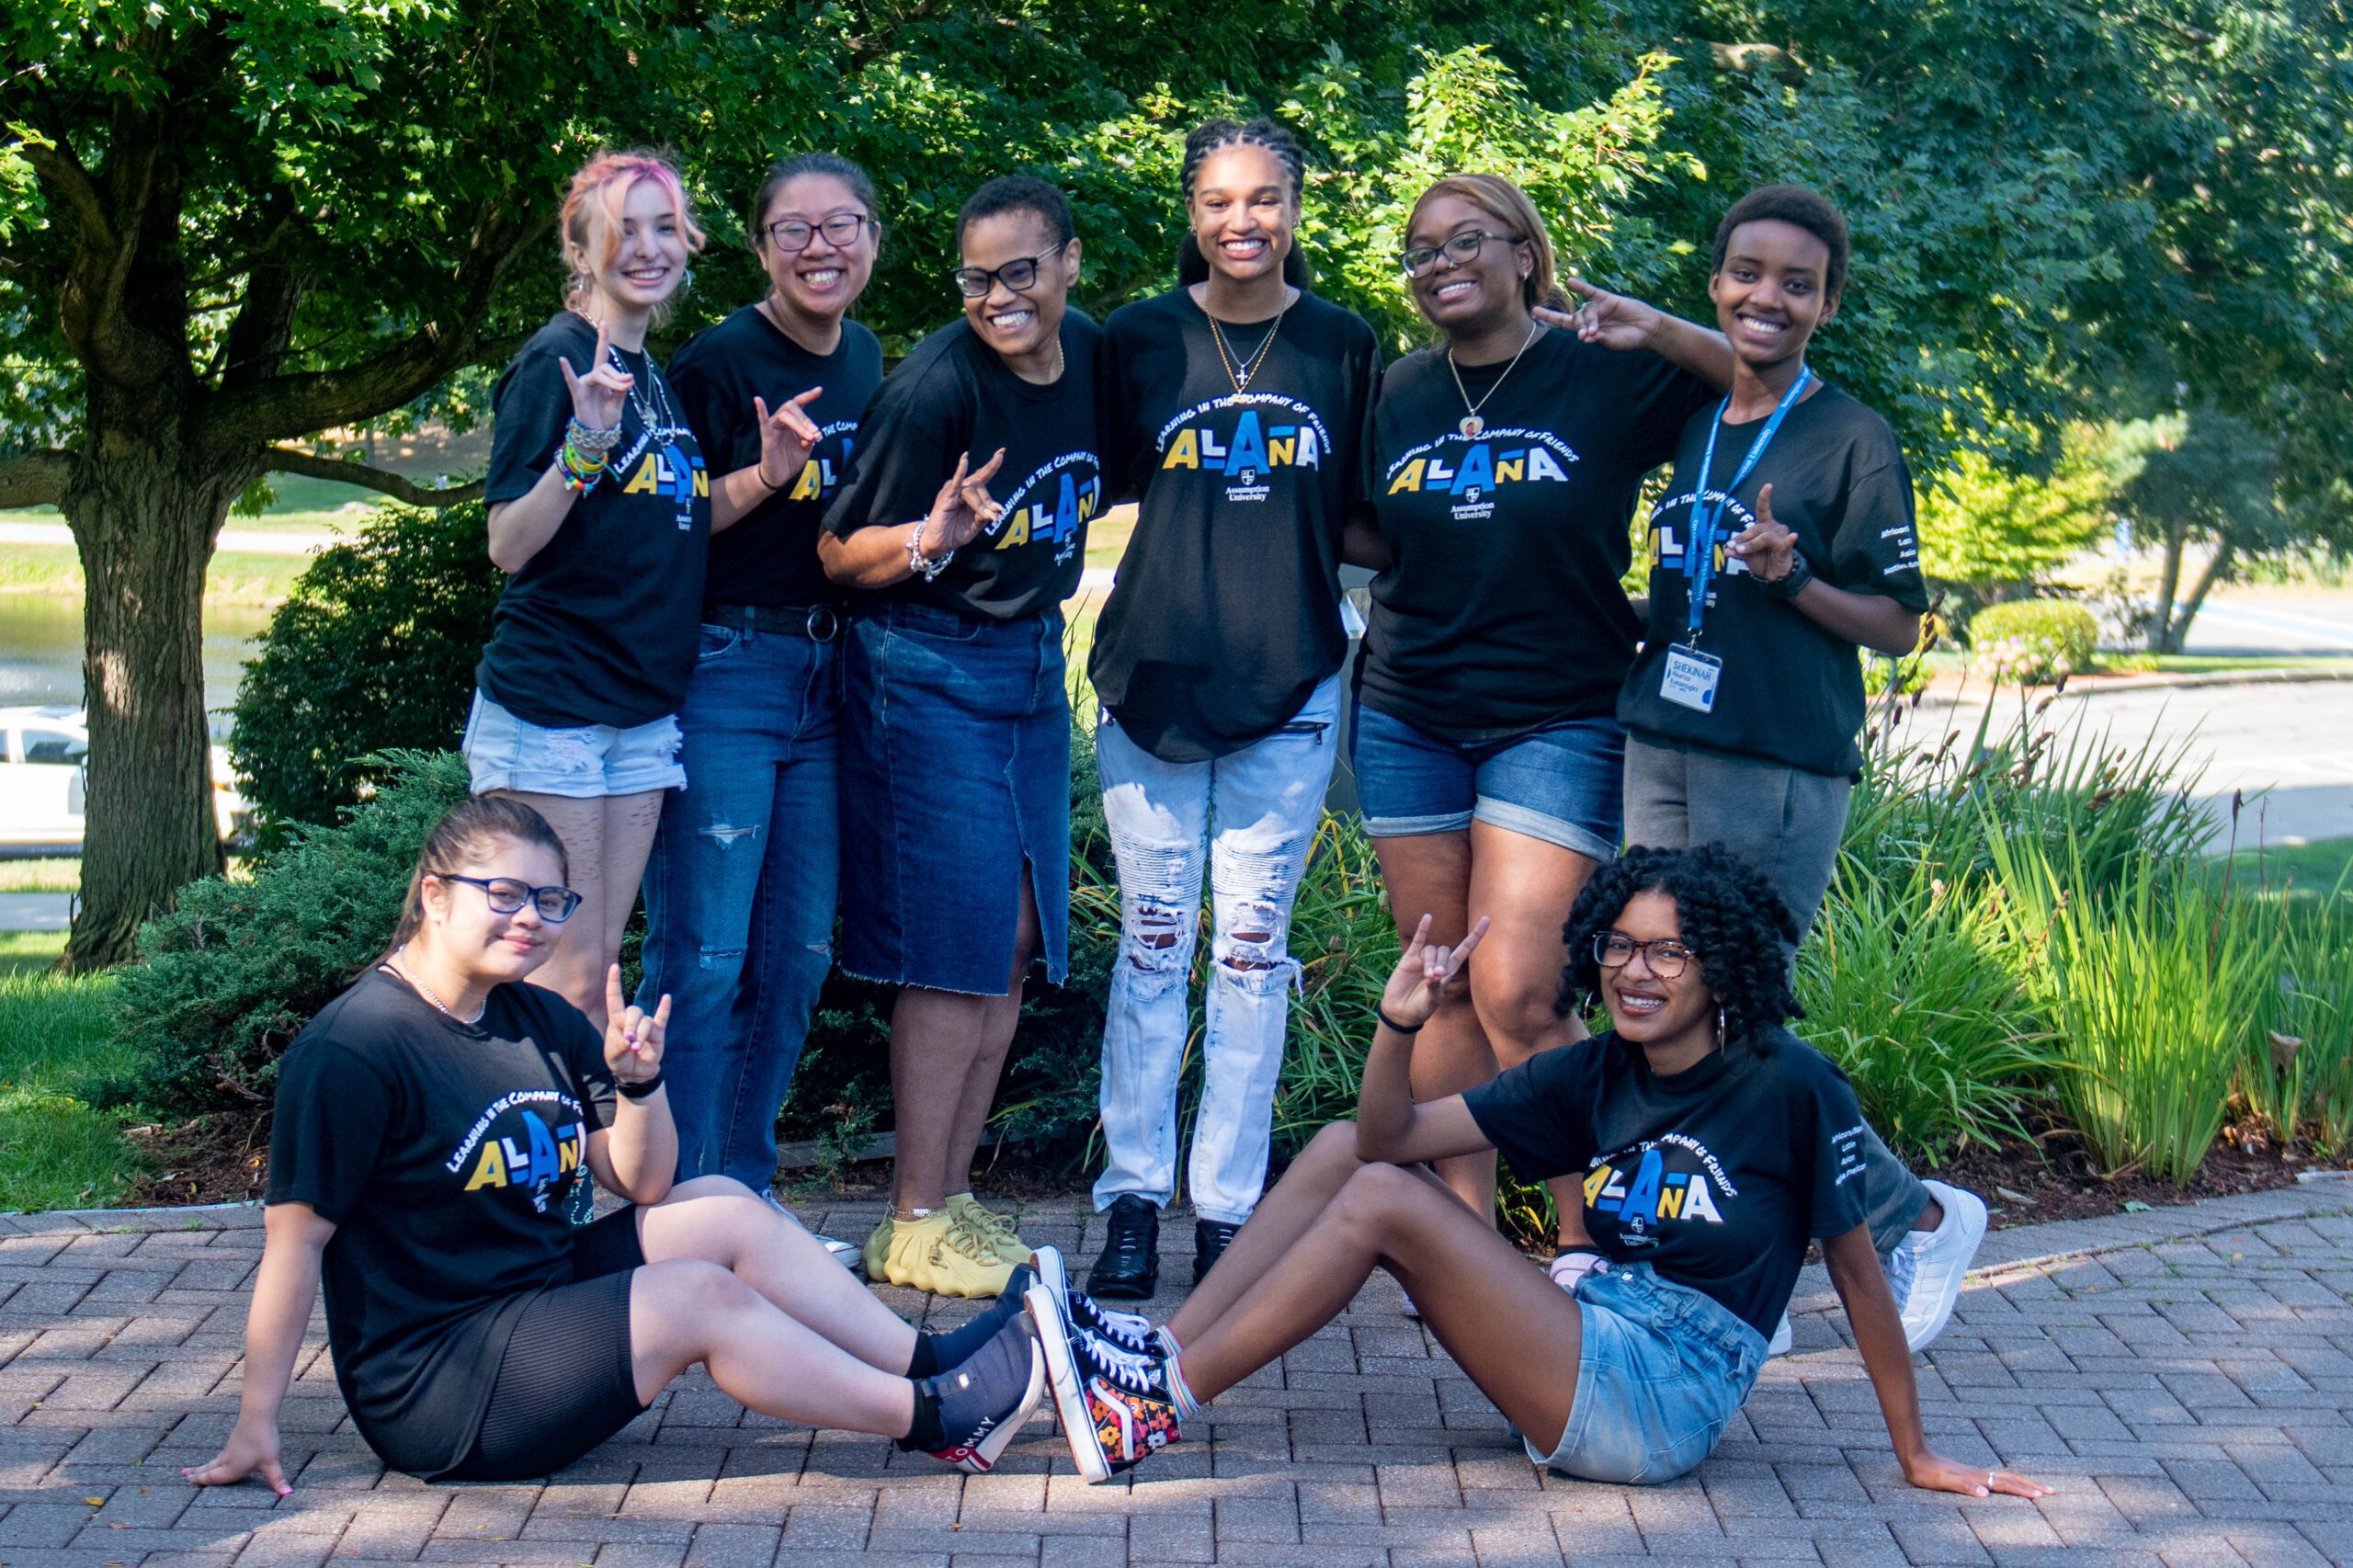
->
[1091,675,1341,1225]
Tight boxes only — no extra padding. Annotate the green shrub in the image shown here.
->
[231,503,503,846]
[1988,834,2272,1183]
[113,751,473,1117]
[1796,862,2061,1156]
[1966,599,2098,684]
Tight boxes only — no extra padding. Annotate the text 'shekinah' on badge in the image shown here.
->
[1659,645,1722,714]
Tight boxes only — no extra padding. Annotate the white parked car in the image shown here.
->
[0,706,249,854]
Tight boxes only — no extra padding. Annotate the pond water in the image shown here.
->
[0,596,274,724]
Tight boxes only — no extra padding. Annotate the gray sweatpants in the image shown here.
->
[1623,736,1929,1254]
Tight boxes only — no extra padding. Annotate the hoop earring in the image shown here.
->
[1716,1008,1728,1047]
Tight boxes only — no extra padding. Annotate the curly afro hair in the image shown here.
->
[1557,844,1803,1051]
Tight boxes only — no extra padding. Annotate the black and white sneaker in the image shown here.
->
[1031,1244,1158,1357]
[919,1312,1046,1473]
[1025,1284,1184,1484]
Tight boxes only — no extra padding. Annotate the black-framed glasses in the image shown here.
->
[1593,932,1696,978]
[430,872,583,923]
[949,244,1069,299]
[1399,228,1523,278]
[763,213,876,252]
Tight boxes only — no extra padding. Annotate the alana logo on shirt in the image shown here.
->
[985,449,1104,564]
[781,420,858,503]
[1383,427,1579,522]
[1156,392,1331,505]
[1647,489,1759,604]
[1583,1135,1737,1247]
[615,437,709,531]
[444,1090,591,1216]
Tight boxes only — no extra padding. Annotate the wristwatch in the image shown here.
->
[1757,551,1813,599]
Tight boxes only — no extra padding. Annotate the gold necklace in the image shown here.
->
[1446,321,1542,438]
[1202,300,1284,392]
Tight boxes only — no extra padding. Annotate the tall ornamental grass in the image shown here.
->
[2241,898,2353,1156]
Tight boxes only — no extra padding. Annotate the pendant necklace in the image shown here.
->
[1202,297,1285,392]
[1447,321,1542,438]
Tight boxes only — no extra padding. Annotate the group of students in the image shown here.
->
[182,120,2054,1505]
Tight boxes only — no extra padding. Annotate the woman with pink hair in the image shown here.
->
[466,151,814,1028]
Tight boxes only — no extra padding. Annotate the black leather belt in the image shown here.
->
[705,603,842,642]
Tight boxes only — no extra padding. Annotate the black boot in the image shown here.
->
[1087,1194,1160,1300]
[1193,1219,1240,1285]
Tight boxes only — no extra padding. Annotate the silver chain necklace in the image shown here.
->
[385,950,485,1026]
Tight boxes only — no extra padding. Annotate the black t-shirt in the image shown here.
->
[668,306,883,611]
[1619,384,1927,778]
[1087,288,1380,762]
[820,312,1103,621]
[1360,333,1713,744]
[1462,1028,1871,1339]
[266,969,619,1477]
[479,311,709,728]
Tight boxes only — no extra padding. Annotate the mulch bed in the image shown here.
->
[117,1111,2337,1225]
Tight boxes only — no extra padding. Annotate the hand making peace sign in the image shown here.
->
[918,446,1008,559]
[557,319,634,432]
[1535,276,1667,351]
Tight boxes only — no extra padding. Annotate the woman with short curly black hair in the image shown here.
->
[1022,846,2053,1503]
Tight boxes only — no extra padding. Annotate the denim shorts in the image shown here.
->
[460,689,687,798]
[1529,1262,1768,1485]
[1349,703,1625,863]
[837,601,1070,994]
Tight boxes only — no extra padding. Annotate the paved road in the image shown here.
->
[1911,675,2353,847]
[0,1183,2347,1567]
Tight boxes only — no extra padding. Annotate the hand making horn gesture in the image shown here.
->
[603,963,670,1086]
[1726,483,1800,585]
[557,319,633,431]
[754,386,826,490]
[1534,275,1667,350]
[917,446,1007,560]
[1379,913,1492,1032]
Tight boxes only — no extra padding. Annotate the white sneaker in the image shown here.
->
[1768,1314,1793,1357]
[760,1191,862,1274]
[1894,1179,1987,1351]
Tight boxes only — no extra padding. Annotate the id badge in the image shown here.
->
[1659,645,1722,713]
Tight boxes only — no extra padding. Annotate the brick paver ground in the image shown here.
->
[3,1176,2348,1567]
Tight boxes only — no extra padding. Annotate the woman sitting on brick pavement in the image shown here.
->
[1022,844,2057,1498]
[186,797,1045,1491]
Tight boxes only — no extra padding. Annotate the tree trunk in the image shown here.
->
[59,393,249,971]
[2166,540,2234,654]
[2148,518,2188,653]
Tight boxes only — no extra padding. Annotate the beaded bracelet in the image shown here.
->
[565,415,623,455]
[907,516,953,581]
[557,441,608,494]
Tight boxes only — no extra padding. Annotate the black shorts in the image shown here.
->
[440,1206,649,1482]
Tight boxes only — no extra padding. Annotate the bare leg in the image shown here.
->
[888,988,991,1213]
[638,1176,918,1373]
[1370,830,1497,1221]
[494,791,608,1026]
[941,874,1040,1196]
[1174,1159,1585,1454]
[1167,1122,1380,1342]
[597,785,665,1006]
[1465,821,1599,1247]
[626,1258,915,1433]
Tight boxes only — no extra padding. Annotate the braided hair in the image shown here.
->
[1557,845,1802,1052]
[1176,116,1311,287]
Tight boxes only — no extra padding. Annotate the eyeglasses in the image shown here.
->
[430,872,583,923]
[764,214,876,252]
[1399,229,1522,278]
[1593,932,1696,978]
[949,244,1068,299]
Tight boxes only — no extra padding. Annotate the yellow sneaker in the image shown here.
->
[949,1192,1033,1267]
[861,1213,895,1280]
[881,1210,1014,1299]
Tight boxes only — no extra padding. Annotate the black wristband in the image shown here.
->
[1757,551,1813,599]
[617,1068,665,1100]
[1376,1006,1425,1035]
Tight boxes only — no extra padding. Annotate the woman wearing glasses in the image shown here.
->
[1082,119,1381,1300]
[639,155,883,1257]
[188,798,1051,1493]
[818,176,1102,1299]
[469,150,710,1034]
[1354,176,1731,1282]
[1029,845,2052,1508]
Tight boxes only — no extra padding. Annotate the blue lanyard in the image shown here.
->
[1682,366,1813,646]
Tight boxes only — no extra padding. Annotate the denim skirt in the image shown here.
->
[838,600,1070,994]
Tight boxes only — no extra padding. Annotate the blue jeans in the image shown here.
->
[1529,1262,1767,1484]
[1350,704,1625,861]
[638,622,839,1189]
[1092,674,1341,1224]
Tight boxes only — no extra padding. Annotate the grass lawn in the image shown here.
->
[0,858,81,894]
[0,540,313,607]
[2207,837,2353,909]
[0,931,142,1212]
